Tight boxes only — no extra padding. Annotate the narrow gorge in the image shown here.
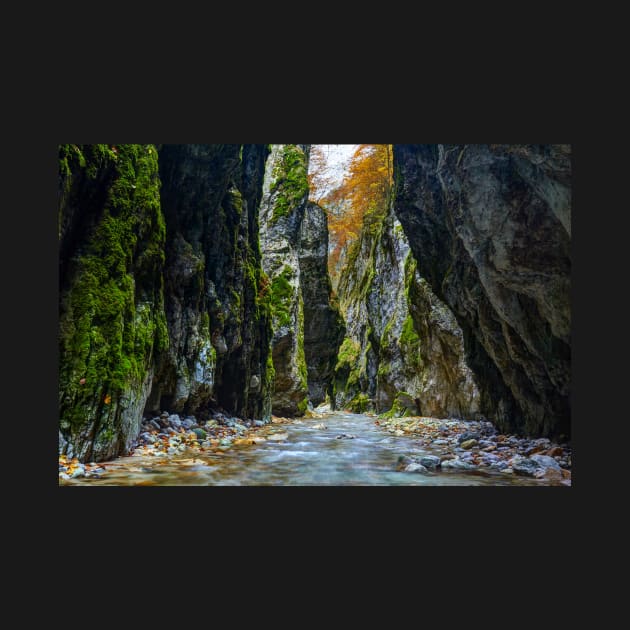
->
[59,144,571,486]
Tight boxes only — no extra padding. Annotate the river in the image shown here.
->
[62,412,553,486]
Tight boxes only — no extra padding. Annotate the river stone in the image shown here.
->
[458,432,480,444]
[461,439,478,449]
[530,454,562,471]
[441,459,475,470]
[70,465,85,478]
[512,456,542,477]
[404,463,429,474]
[419,455,442,469]
[169,414,182,428]
[192,428,207,441]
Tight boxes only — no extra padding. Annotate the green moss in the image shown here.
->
[335,338,361,371]
[399,314,423,370]
[379,391,414,419]
[348,393,370,413]
[296,294,308,390]
[297,397,309,415]
[59,144,166,433]
[270,145,309,224]
[270,266,294,328]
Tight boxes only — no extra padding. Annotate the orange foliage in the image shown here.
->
[311,145,393,280]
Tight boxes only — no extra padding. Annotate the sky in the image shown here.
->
[310,144,359,192]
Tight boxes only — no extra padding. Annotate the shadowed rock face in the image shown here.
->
[299,201,345,406]
[150,144,273,423]
[59,145,167,462]
[59,144,274,462]
[393,144,571,438]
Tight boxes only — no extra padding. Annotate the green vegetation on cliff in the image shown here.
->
[269,145,309,223]
[59,144,167,457]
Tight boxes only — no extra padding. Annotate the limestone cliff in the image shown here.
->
[299,201,345,406]
[147,144,273,422]
[59,144,274,462]
[259,144,311,415]
[334,200,479,418]
[59,145,167,461]
[393,144,571,438]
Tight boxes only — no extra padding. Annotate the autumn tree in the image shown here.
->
[312,145,393,283]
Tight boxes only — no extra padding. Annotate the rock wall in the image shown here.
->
[59,144,274,462]
[334,201,479,418]
[259,144,311,415]
[299,201,345,406]
[393,144,571,438]
[148,144,273,423]
[59,145,167,461]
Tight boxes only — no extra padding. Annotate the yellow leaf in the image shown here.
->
[104,394,111,404]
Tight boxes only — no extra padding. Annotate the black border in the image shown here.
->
[20,79,592,559]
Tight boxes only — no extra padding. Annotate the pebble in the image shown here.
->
[374,414,570,484]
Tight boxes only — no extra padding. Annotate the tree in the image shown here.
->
[315,145,393,282]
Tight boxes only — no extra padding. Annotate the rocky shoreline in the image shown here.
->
[376,415,571,485]
[59,409,571,485]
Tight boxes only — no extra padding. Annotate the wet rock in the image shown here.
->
[419,455,441,470]
[254,420,265,427]
[490,461,509,471]
[149,419,161,431]
[460,439,479,449]
[313,423,328,430]
[139,432,156,444]
[458,432,480,444]
[182,418,196,430]
[405,463,429,474]
[433,438,449,445]
[441,459,476,471]
[336,433,356,439]
[512,456,542,477]
[169,414,182,428]
[530,454,561,469]
[70,464,85,478]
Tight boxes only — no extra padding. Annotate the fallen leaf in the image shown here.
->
[104,394,111,404]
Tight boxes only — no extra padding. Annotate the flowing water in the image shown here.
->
[64,413,548,486]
